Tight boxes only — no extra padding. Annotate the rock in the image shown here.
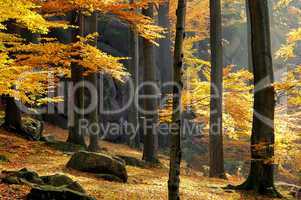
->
[2,168,43,185]
[27,185,95,200]
[95,174,123,182]
[40,135,55,143]
[41,174,86,194]
[67,151,128,182]
[0,155,9,162]
[116,155,146,168]
[21,119,43,141]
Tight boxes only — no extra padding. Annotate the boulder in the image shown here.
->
[116,155,146,168]
[95,174,123,182]
[1,169,95,199]
[27,185,95,200]
[1,168,43,185]
[67,151,128,182]
[41,174,86,194]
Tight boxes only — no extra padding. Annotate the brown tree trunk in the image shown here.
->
[141,3,159,163]
[209,0,226,179]
[67,13,87,147]
[127,0,140,149]
[168,0,186,199]
[230,0,281,197]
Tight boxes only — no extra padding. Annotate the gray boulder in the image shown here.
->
[67,151,128,182]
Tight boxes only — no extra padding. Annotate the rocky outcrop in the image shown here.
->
[66,151,128,182]
[0,168,95,200]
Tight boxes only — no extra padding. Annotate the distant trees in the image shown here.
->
[168,0,187,199]
[209,0,226,178]
[231,0,281,197]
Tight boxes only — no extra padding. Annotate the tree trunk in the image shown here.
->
[158,0,173,95]
[67,13,87,147]
[141,3,159,163]
[4,97,22,130]
[245,0,253,73]
[87,12,101,152]
[168,0,186,199]
[209,0,226,179]
[231,0,281,197]
[127,0,140,149]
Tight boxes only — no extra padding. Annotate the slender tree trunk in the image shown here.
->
[168,0,186,199]
[67,13,87,147]
[209,0,226,179]
[230,0,281,197]
[127,0,140,148]
[158,0,173,95]
[141,3,159,163]
[245,0,253,73]
[87,12,101,152]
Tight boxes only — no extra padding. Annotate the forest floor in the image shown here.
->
[0,124,298,200]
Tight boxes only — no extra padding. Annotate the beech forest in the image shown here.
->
[0,0,301,199]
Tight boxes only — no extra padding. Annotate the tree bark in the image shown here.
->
[230,0,281,197]
[4,96,22,130]
[141,3,159,163]
[245,0,253,73]
[67,13,87,147]
[168,0,186,199]
[87,12,101,152]
[127,0,140,149]
[158,0,173,95]
[209,0,226,179]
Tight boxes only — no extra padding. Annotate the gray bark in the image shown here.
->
[209,0,226,179]
[158,1,173,95]
[127,0,140,148]
[67,13,87,147]
[87,13,101,152]
[141,3,159,163]
[230,0,281,197]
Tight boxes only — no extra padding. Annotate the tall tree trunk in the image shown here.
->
[141,3,159,163]
[67,13,87,147]
[245,0,253,73]
[87,12,101,152]
[230,0,281,197]
[209,0,226,179]
[158,0,173,95]
[168,0,186,199]
[127,0,140,148]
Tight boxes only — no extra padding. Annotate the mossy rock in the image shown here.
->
[67,151,128,182]
[2,168,43,185]
[116,155,146,168]
[27,185,95,200]
[41,174,86,193]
